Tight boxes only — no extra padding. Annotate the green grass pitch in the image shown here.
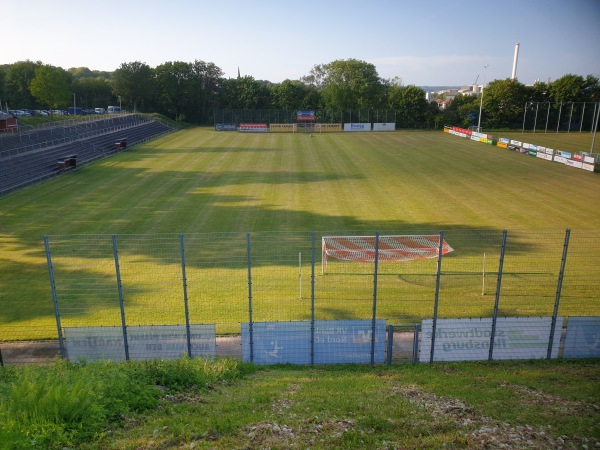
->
[1,128,599,339]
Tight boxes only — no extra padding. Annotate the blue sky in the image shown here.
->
[4,0,599,86]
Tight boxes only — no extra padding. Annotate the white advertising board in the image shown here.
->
[582,163,595,172]
[536,153,553,161]
[584,156,595,164]
[372,123,395,131]
[343,123,371,132]
[64,324,216,361]
[554,156,568,164]
[510,139,522,146]
[565,159,583,169]
[419,317,563,362]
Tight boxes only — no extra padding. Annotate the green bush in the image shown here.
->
[0,357,254,449]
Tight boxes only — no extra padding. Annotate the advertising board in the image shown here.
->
[536,153,553,161]
[497,142,508,148]
[215,123,237,131]
[563,317,600,358]
[510,139,522,147]
[582,163,595,172]
[344,123,371,132]
[239,123,268,132]
[584,156,595,164]
[555,150,572,158]
[270,123,297,132]
[297,110,315,121]
[64,324,216,361]
[419,317,563,362]
[372,123,395,131]
[471,131,491,140]
[565,159,583,169]
[241,320,386,365]
[315,123,342,132]
[554,155,568,164]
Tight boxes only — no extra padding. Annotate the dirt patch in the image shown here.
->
[396,384,598,449]
[0,337,243,365]
[1,340,61,365]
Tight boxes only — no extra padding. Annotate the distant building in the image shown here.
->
[0,111,18,132]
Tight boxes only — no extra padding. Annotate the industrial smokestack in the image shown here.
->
[511,43,520,80]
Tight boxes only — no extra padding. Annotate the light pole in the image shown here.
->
[477,64,489,131]
[73,93,76,115]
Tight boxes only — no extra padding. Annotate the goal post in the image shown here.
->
[321,235,454,274]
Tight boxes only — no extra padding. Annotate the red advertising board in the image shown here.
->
[239,123,268,132]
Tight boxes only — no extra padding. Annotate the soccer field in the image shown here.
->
[1,128,599,339]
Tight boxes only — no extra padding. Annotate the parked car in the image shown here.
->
[95,107,106,114]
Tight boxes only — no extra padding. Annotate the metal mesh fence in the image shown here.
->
[522,102,598,132]
[213,109,396,125]
[1,229,599,364]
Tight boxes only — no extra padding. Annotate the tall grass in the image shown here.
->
[0,357,255,449]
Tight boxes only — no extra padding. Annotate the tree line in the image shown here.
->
[1,59,598,129]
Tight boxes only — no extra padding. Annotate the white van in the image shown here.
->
[107,106,121,113]
[95,107,106,114]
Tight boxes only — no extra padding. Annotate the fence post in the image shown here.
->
[246,232,254,363]
[311,232,316,366]
[386,324,394,366]
[370,232,380,366]
[180,234,192,358]
[412,323,420,364]
[112,235,130,361]
[429,231,445,363]
[548,228,570,359]
[44,236,66,359]
[489,230,508,361]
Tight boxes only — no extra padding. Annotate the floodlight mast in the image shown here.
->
[477,65,489,131]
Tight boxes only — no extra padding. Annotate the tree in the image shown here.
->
[481,79,529,128]
[72,77,113,109]
[442,94,480,128]
[154,61,193,120]
[306,59,386,110]
[388,84,429,128]
[270,79,319,110]
[112,61,155,112]
[29,65,72,112]
[190,60,224,123]
[4,60,43,108]
[220,76,269,109]
[549,74,588,104]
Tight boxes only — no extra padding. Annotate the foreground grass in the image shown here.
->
[1,358,598,449]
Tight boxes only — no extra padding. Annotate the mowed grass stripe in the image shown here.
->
[1,129,599,338]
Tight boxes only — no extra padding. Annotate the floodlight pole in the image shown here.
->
[591,101,600,154]
[73,93,76,115]
[477,65,489,131]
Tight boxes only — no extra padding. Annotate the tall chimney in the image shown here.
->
[511,43,520,80]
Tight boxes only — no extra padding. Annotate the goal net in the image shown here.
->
[321,235,454,273]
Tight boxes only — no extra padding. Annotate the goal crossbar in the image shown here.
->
[322,235,453,273]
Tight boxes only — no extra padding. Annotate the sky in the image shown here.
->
[3,0,600,87]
